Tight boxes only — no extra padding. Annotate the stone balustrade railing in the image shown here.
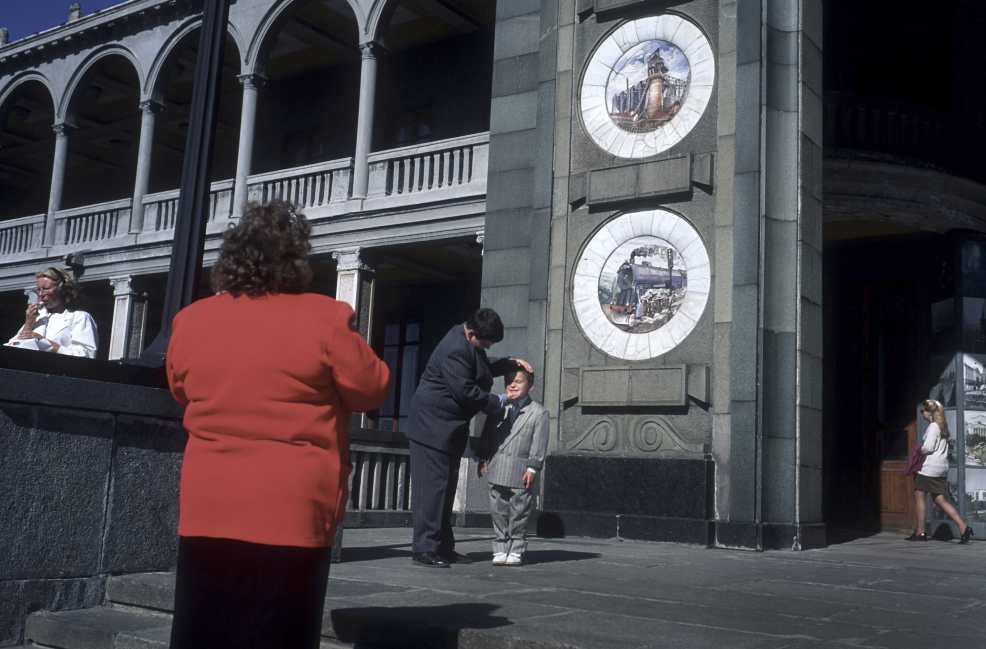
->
[52,198,132,248]
[247,158,352,210]
[349,442,411,512]
[143,179,235,232]
[0,213,45,257]
[367,132,489,200]
[0,132,489,270]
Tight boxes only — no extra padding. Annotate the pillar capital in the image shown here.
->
[237,73,268,90]
[332,247,373,273]
[109,275,136,297]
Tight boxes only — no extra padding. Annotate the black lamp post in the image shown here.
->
[137,0,231,366]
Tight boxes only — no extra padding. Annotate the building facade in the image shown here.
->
[2,0,986,552]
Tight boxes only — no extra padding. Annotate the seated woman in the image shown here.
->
[5,267,98,358]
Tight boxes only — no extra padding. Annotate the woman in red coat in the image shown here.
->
[166,201,390,649]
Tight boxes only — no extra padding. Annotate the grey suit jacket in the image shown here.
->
[476,399,549,489]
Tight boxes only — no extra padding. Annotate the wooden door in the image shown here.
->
[880,421,917,531]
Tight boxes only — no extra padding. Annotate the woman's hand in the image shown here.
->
[19,304,39,337]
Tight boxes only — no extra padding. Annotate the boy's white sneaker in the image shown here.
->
[492,552,508,566]
[505,553,523,566]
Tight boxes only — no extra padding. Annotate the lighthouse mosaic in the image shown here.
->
[580,14,714,158]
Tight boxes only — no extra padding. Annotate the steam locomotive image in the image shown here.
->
[604,244,687,333]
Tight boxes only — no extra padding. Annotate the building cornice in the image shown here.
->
[0,0,196,70]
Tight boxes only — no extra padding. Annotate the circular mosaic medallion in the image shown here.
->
[579,14,715,158]
[573,210,710,360]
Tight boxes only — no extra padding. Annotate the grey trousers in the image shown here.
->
[489,484,535,555]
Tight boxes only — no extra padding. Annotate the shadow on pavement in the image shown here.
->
[522,549,601,564]
[331,602,509,649]
[340,538,496,563]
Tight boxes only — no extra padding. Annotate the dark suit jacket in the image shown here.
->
[405,324,514,452]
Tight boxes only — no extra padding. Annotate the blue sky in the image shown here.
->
[2,0,124,41]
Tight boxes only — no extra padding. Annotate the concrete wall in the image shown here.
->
[0,360,183,646]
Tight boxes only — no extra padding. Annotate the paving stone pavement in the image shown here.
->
[324,528,986,649]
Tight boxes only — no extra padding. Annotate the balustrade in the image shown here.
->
[348,443,411,512]
[142,180,234,233]
[367,133,489,199]
[51,199,131,247]
[246,158,351,210]
[0,214,45,256]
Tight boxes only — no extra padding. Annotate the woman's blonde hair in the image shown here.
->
[36,267,80,308]
[921,398,950,440]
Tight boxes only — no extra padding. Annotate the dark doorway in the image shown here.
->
[823,233,948,541]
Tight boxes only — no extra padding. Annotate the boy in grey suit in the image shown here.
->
[476,367,549,566]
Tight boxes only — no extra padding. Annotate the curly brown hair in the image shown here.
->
[210,200,313,297]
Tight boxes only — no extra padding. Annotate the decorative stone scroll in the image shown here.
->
[573,209,710,360]
[579,14,715,158]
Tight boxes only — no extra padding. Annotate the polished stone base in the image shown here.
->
[715,521,828,550]
[539,455,713,545]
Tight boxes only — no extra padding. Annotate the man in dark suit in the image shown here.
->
[405,308,531,567]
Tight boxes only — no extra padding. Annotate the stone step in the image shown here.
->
[25,607,170,649]
[106,573,175,613]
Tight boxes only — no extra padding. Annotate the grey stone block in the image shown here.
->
[587,165,636,203]
[714,228,734,323]
[800,244,822,305]
[712,323,732,410]
[766,62,797,112]
[483,248,533,287]
[715,137,736,226]
[798,465,823,522]
[107,572,175,612]
[799,352,823,411]
[801,193,822,252]
[0,576,104,646]
[483,208,533,251]
[802,86,823,146]
[480,285,530,328]
[719,1,738,55]
[763,331,796,440]
[487,169,535,210]
[800,300,822,358]
[798,404,823,469]
[580,367,687,406]
[764,218,797,333]
[587,156,691,206]
[26,607,168,649]
[492,54,539,97]
[490,91,539,134]
[765,109,799,221]
[716,52,737,135]
[731,173,760,286]
[763,436,795,522]
[496,0,540,21]
[734,64,762,174]
[556,24,574,73]
[488,129,537,173]
[803,38,822,96]
[102,416,183,574]
[729,285,759,403]
[767,26,798,65]
[803,0,823,49]
[538,28,558,83]
[528,210,551,300]
[726,400,758,521]
[0,408,112,579]
[736,0,762,65]
[493,14,541,61]
[767,0,799,31]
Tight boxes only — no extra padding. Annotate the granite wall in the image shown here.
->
[0,354,183,646]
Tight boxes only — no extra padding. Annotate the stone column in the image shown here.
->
[108,276,148,361]
[475,230,485,256]
[352,43,379,199]
[44,122,71,246]
[130,100,164,234]
[231,73,265,218]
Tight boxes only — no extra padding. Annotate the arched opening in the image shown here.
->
[251,0,360,174]
[149,31,241,193]
[0,80,55,220]
[373,0,495,149]
[822,1,986,542]
[62,54,140,209]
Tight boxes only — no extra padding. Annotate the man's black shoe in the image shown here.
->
[412,552,450,568]
[440,551,474,564]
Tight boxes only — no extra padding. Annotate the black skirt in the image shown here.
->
[169,536,331,649]
[914,474,949,496]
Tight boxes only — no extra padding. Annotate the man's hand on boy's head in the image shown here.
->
[477,461,487,477]
[522,469,535,489]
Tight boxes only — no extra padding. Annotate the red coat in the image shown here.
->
[166,292,390,547]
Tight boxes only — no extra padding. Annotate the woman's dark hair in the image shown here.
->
[210,200,313,297]
[36,266,80,308]
[467,308,504,343]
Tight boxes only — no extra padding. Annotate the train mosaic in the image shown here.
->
[573,209,710,360]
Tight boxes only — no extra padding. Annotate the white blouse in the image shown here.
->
[5,308,98,359]
[918,422,950,478]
